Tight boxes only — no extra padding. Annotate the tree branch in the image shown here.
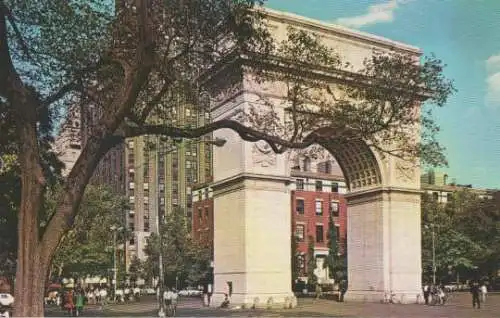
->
[120,119,333,153]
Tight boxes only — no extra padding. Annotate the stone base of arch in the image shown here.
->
[209,173,298,309]
[344,187,424,304]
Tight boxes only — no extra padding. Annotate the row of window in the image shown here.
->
[296,179,339,192]
[296,199,339,216]
[295,223,340,243]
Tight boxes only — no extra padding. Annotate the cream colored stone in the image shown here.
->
[210,8,422,308]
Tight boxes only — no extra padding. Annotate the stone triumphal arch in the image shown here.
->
[205,9,423,307]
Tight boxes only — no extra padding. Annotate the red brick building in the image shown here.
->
[191,163,348,282]
[290,169,347,281]
[191,186,214,255]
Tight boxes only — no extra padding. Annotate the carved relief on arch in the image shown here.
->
[252,140,277,168]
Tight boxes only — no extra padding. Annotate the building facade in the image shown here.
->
[421,169,494,202]
[53,105,82,177]
[124,103,213,263]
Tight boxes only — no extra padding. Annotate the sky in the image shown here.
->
[266,0,500,189]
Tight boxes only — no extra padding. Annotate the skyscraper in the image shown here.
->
[124,102,212,262]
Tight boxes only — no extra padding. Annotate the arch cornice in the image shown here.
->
[198,50,432,103]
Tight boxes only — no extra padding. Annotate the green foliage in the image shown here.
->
[143,207,211,288]
[421,191,500,283]
[128,256,143,284]
[306,235,317,286]
[50,184,129,278]
[291,235,299,282]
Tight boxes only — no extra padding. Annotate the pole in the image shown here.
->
[431,224,436,285]
[113,229,118,299]
[157,139,165,317]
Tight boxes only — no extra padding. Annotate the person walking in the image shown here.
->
[339,280,347,302]
[74,290,85,317]
[480,283,487,303]
[470,281,481,309]
[63,290,76,316]
[423,283,430,305]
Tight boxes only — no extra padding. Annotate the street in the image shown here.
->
[45,293,500,317]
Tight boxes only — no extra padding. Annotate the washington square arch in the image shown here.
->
[204,9,423,308]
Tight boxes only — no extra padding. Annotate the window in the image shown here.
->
[296,179,304,191]
[335,225,340,243]
[432,192,439,202]
[296,199,305,214]
[315,181,323,192]
[297,254,305,269]
[331,182,339,193]
[128,140,134,149]
[129,196,135,204]
[198,208,202,223]
[316,225,324,243]
[205,188,209,199]
[295,224,305,241]
[324,161,331,174]
[331,201,339,217]
[143,221,149,232]
[303,157,311,172]
[446,193,453,202]
[315,199,323,216]
[129,182,135,189]
[205,207,209,219]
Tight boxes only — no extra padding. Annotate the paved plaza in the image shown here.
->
[45,293,500,317]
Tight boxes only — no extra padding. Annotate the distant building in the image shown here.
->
[53,105,82,177]
[123,104,212,263]
[80,96,213,267]
[421,169,494,202]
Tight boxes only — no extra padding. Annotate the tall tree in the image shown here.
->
[49,184,129,279]
[0,0,454,315]
[421,191,498,283]
[143,207,211,289]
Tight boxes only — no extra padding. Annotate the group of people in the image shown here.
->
[61,288,86,317]
[422,284,447,305]
[423,281,488,309]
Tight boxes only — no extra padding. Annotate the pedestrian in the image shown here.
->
[339,280,347,302]
[480,283,487,303]
[63,289,75,316]
[99,288,108,309]
[423,283,430,305]
[134,286,141,302]
[470,281,481,309]
[74,290,85,317]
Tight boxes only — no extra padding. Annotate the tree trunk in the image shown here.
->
[13,104,49,316]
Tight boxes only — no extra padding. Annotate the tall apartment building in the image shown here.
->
[80,103,126,195]
[124,103,213,262]
[53,105,82,177]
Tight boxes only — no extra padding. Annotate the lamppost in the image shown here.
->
[110,225,124,300]
[155,136,226,317]
[431,223,436,286]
